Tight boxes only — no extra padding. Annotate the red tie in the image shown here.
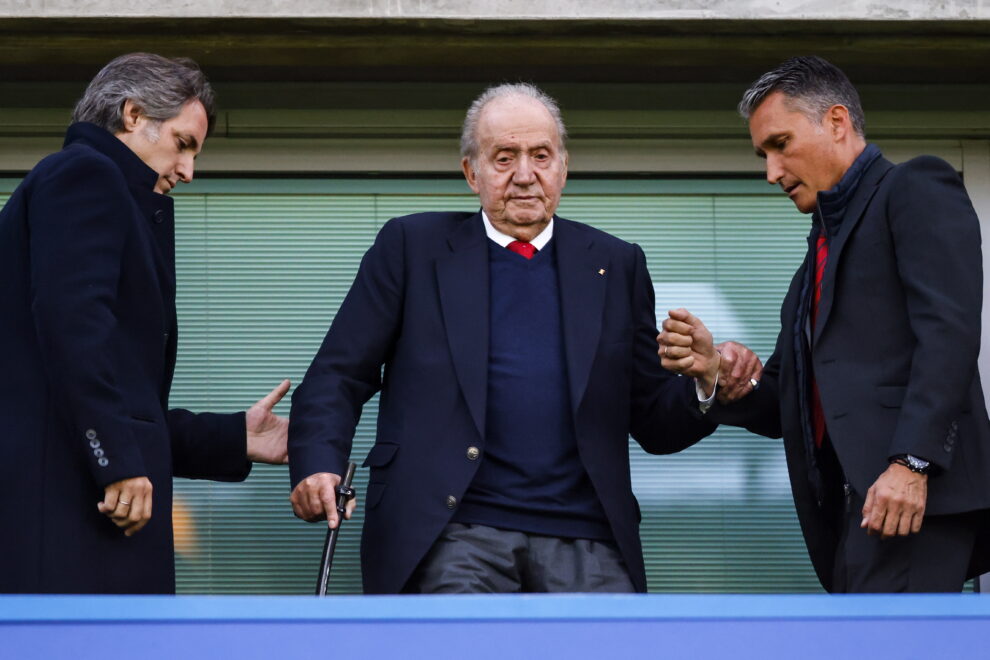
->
[507,240,536,259]
[811,234,828,448]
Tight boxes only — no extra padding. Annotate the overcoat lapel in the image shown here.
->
[436,213,490,438]
[555,218,610,412]
[813,158,894,345]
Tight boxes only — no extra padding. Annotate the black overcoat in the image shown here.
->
[0,123,250,593]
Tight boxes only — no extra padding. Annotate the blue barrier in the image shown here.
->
[1,594,988,659]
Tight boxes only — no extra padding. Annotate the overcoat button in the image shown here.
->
[94,448,104,458]
[85,429,97,440]
[153,209,165,224]
[446,496,457,509]
[466,447,480,461]
[97,457,109,467]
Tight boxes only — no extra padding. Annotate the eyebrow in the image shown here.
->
[492,141,553,153]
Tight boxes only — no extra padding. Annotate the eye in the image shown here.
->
[775,138,788,151]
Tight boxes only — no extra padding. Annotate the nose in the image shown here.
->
[176,154,196,185]
[765,154,784,186]
[512,154,536,185]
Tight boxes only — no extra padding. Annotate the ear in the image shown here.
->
[119,99,143,134]
[461,157,480,194]
[826,104,852,141]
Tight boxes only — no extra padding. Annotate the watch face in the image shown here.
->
[907,455,930,471]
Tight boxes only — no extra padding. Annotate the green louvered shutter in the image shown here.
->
[0,177,824,593]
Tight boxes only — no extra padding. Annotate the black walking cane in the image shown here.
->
[315,462,357,596]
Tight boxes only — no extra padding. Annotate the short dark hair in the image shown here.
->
[72,53,217,136]
[738,56,866,137]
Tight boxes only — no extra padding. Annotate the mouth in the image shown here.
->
[783,183,800,197]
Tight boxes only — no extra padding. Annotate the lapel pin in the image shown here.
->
[598,268,606,276]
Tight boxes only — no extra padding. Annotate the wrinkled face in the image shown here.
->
[749,91,847,214]
[116,99,208,194]
[461,95,568,241]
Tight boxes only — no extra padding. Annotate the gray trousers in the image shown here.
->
[404,522,636,593]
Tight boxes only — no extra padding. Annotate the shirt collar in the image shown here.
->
[481,210,554,251]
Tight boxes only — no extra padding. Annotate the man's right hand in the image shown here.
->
[659,308,720,396]
[98,476,153,537]
[659,308,762,403]
[290,472,357,528]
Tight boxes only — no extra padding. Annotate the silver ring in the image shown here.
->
[750,378,759,389]
[663,345,669,358]
[119,500,131,506]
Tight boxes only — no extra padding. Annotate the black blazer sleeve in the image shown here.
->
[288,217,406,486]
[883,157,983,468]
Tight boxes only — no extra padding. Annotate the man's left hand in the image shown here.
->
[714,341,763,404]
[861,462,928,539]
[246,379,291,464]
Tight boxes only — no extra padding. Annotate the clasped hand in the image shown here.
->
[658,308,762,403]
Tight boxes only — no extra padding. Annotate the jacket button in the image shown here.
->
[85,429,97,441]
[89,439,100,448]
[466,446,480,461]
[446,495,457,509]
[97,457,109,467]
[153,209,165,224]
[94,448,104,458]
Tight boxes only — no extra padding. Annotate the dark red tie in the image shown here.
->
[811,234,828,448]
[507,240,536,259]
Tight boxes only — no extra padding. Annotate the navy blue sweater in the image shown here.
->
[453,238,612,541]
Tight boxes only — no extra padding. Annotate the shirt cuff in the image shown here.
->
[695,373,719,414]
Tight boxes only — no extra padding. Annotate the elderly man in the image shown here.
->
[660,56,990,592]
[288,83,737,594]
[0,53,290,594]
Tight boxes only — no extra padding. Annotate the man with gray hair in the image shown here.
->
[0,53,292,593]
[659,56,990,591]
[289,82,738,593]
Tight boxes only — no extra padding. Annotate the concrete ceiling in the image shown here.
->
[1,17,988,86]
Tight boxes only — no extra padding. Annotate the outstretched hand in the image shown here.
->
[246,379,291,464]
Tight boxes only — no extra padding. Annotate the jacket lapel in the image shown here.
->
[813,157,894,345]
[555,217,610,412]
[436,213,490,438]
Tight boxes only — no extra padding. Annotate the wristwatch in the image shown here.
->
[891,454,931,475]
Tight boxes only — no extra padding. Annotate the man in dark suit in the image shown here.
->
[289,83,733,594]
[0,53,290,594]
[659,56,990,592]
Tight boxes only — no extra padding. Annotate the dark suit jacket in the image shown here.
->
[714,154,990,590]
[289,211,716,594]
[0,123,250,594]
